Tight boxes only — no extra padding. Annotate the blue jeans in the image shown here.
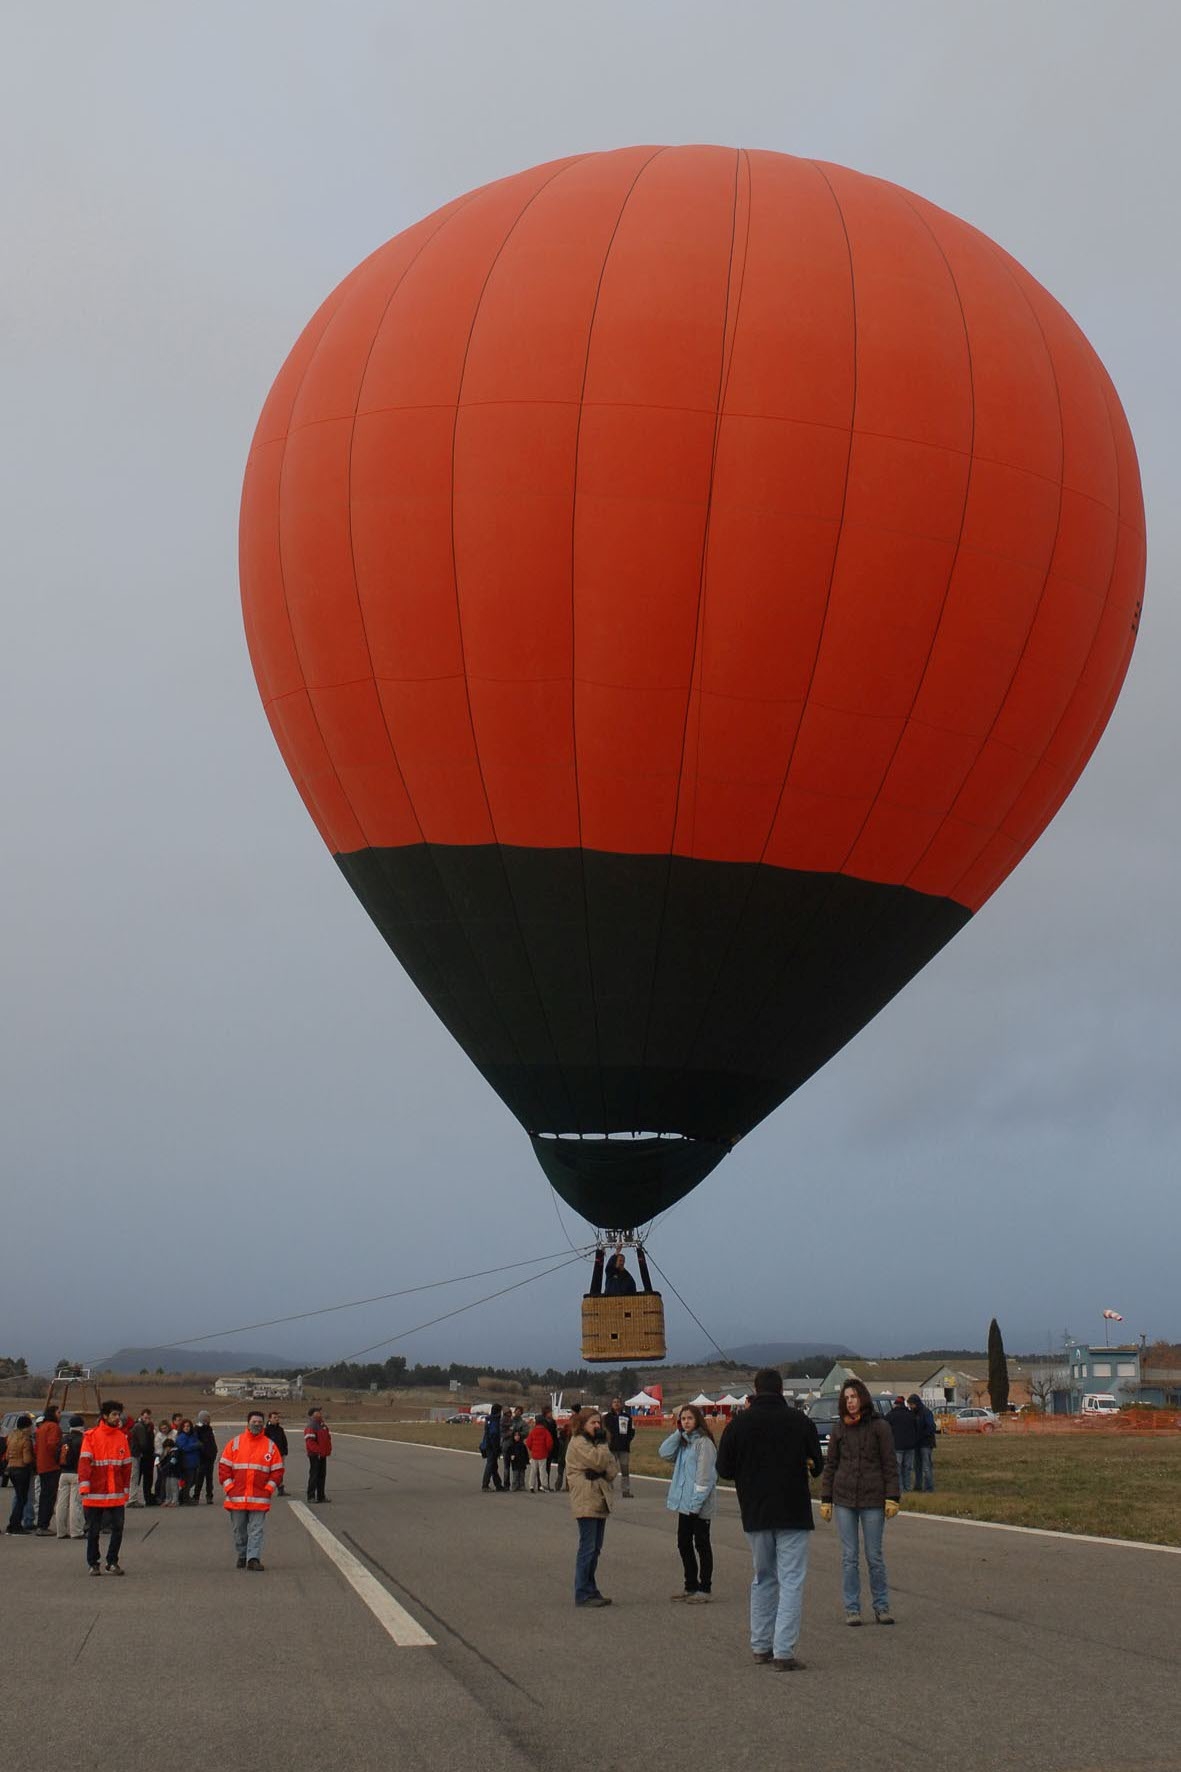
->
[574,1517,606,1603]
[745,1528,810,1658]
[895,1448,915,1491]
[835,1506,889,1615]
[231,1510,267,1562]
[915,1446,935,1491]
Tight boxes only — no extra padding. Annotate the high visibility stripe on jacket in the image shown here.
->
[218,1431,284,1510]
[78,1423,133,1507]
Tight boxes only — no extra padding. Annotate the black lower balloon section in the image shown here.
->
[337,843,971,1228]
[530,1132,730,1229]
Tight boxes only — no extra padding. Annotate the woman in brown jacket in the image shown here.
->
[565,1408,619,1607]
[819,1379,900,1625]
[5,1415,35,1535]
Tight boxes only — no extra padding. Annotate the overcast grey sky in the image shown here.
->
[2,2,1177,1375]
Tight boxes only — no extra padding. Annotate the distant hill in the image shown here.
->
[94,1347,304,1376]
[722,1342,855,1367]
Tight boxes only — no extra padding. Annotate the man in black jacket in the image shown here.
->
[603,1397,635,1497]
[128,1410,157,1507]
[886,1397,918,1492]
[716,1368,822,1672]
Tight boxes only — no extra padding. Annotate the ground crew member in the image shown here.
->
[219,1409,284,1570]
[304,1406,332,1503]
[78,1399,133,1576]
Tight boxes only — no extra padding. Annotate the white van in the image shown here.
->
[1081,1393,1120,1415]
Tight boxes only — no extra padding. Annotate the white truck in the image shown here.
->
[1080,1393,1120,1415]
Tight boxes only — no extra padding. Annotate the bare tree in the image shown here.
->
[1027,1367,1067,1412]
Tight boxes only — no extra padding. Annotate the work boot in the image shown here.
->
[771,1656,806,1671]
[237,1556,247,1568]
[246,1558,265,1571]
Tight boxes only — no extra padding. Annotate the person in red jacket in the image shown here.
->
[78,1399,133,1576]
[304,1407,332,1503]
[219,1409,284,1570]
[34,1406,63,1534]
[525,1417,554,1492]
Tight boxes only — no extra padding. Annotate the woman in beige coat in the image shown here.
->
[565,1408,619,1607]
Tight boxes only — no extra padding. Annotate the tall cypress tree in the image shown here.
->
[987,1318,1010,1413]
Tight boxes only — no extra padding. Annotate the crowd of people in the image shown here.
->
[472,1368,916,1670]
[476,1395,636,1495]
[5,1372,925,1670]
[551,1370,909,1670]
[1,1400,335,1574]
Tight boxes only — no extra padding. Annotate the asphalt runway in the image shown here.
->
[3,1434,1178,1772]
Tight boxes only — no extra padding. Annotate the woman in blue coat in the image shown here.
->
[175,1420,202,1504]
[659,1405,718,1602]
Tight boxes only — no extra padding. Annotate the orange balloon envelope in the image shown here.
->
[240,147,1145,1229]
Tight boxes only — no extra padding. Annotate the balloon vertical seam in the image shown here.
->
[567,147,669,1136]
[447,155,595,1137]
[631,146,749,1133]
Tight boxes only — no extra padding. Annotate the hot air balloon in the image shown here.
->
[240,147,1144,1359]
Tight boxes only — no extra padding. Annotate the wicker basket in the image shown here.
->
[581,1293,667,1362]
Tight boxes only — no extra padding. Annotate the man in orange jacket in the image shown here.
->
[219,1409,284,1570]
[78,1399,133,1575]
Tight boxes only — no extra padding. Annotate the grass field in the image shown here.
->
[344,1420,1181,1548]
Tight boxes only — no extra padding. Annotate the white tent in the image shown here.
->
[716,1393,747,1407]
[688,1392,716,1407]
[625,1390,661,1412]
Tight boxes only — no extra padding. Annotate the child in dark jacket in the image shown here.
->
[508,1428,529,1492]
[158,1440,182,1506]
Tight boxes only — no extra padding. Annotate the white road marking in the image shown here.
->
[338,1434,1181,1555]
[289,1500,435,1646]
[883,1507,1181,1555]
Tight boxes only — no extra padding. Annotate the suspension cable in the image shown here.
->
[643,1251,733,1366]
[84,1249,591,1364]
[301,1252,589,1374]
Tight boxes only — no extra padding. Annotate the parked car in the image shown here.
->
[806,1393,893,1453]
[443,1413,472,1424]
[951,1406,998,1431]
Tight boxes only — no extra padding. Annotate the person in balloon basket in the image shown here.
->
[603,1252,637,1296]
[659,1404,718,1602]
[305,1407,332,1502]
[603,1395,635,1497]
[819,1377,901,1626]
[565,1408,618,1607]
[78,1399,133,1575]
[715,1368,823,1670]
[220,1409,284,1570]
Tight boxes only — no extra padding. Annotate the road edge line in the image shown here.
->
[288,1499,435,1645]
[336,1435,1181,1555]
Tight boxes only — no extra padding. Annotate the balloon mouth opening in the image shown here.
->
[533,1130,704,1143]
[529,1130,731,1232]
